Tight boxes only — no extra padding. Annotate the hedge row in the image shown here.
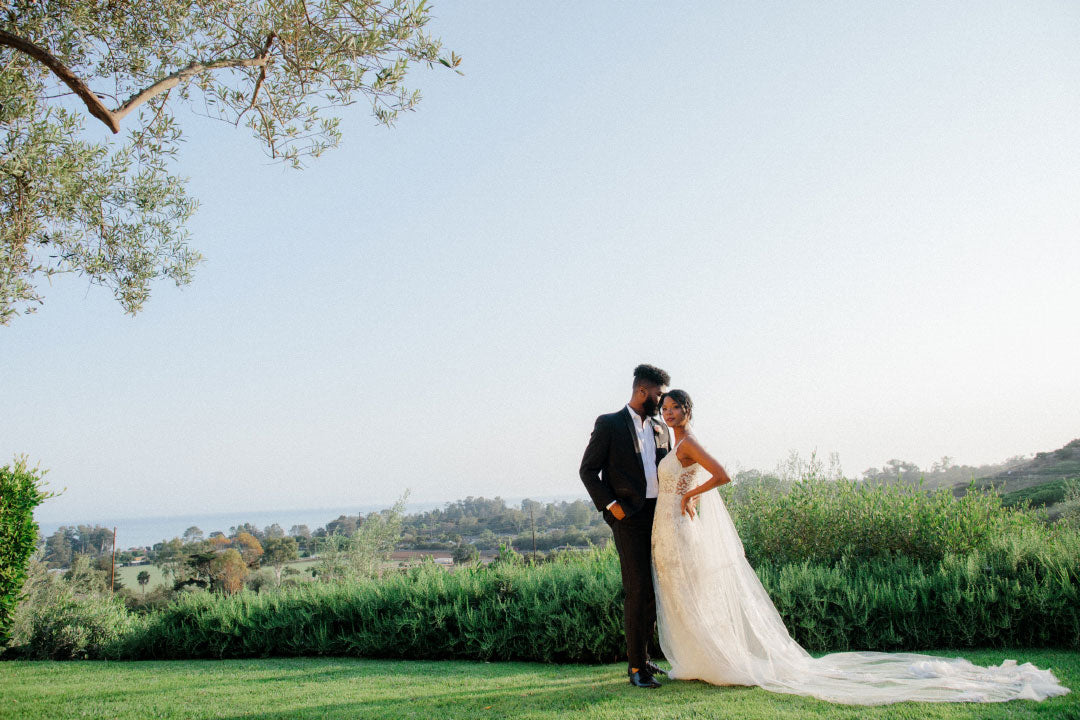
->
[100,533,1080,662]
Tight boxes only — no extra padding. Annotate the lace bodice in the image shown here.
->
[658,443,704,495]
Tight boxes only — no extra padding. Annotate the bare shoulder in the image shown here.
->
[681,434,720,464]
[681,434,709,456]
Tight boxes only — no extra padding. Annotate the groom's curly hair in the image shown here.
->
[633,364,671,388]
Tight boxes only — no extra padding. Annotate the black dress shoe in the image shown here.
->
[629,670,661,689]
[645,661,667,677]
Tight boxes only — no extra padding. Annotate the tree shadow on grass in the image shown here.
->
[204,660,1077,720]
[5,655,1077,720]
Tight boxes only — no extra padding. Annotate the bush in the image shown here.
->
[1059,480,1080,529]
[1000,479,1070,509]
[121,585,172,615]
[724,476,1045,567]
[18,589,134,660]
[112,530,1080,662]
[12,479,1080,663]
[758,528,1080,652]
[4,559,133,659]
[119,547,625,662]
[0,458,52,646]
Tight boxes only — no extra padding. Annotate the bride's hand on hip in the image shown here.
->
[681,493,699,519]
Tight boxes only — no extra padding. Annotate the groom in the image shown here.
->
[580,364,672,688]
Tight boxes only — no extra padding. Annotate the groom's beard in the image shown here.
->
[641,398,659,417]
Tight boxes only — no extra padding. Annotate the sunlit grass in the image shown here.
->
[2,650,1076,720]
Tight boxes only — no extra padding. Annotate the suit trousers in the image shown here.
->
[607,498,657,671]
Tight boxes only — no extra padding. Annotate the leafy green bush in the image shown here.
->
[113,530,1080,662]
[13,478,1080,663]
[1000,478,1070,508]
[759,528,1080,652]
[17,588,134,660]
[120,548,625,662]
[314,495,407,582]
[0,458,52,646]
[724,476,1044,566]
[4,558,133,659]
[1059,480,1080,529]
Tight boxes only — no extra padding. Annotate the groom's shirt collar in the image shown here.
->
[626,405,659,498]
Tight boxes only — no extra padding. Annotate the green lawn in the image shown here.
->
[2,650,1077,720]
[115,559,322,591]
[115,563,167,590]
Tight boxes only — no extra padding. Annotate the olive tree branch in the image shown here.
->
[0,29,278,133]
[0,28,120,131]
[114,33,277,124]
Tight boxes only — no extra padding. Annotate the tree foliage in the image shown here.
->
[0,0,459,322]
[315,493,406,581]
[0,457,52,646]
[136,570,150,595]
[261,536,298,585]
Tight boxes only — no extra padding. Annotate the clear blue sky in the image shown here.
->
[5,1,1079,523]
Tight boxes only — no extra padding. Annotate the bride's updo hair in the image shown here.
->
[661,389,693,424]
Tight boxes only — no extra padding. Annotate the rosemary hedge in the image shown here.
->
[109,535,1079,662]
[10,478,1080,662]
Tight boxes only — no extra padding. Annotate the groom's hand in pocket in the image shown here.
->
[609,502,626,521]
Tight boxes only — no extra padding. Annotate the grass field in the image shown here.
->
[115,559,322,591]
[115,563,167,590]
[2,650,1077,720]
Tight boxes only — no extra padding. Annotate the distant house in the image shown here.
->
[124,556,149,566]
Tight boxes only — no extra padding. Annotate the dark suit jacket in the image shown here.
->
[580,407,672,519]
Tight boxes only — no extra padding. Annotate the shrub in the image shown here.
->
[13,481,1080,663]
[724,476,1044,567]
[758,528,1080,652]
[18,589,134,660]
[4,559,133,659]
[1059,480,1080,529]
[315,495,407,581]
[113,531,1080,662]
[121,585,172,615]
[1000,478,1071,509]
[0,458,52,646]
[120,547,625,662]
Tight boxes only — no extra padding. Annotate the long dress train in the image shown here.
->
[650,442,1070,705]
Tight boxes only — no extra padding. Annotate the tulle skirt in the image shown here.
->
[651,490,1069,705]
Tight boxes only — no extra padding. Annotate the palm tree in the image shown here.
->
[137,570,150,596]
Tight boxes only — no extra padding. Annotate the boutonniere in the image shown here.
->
[651,422,665,435]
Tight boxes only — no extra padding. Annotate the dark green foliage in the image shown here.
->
[0,458,52,645]
[399,497,607,551]
[1000,478,1070,508]
[978,439,1080,486]
[5,558,133,660]
[960,438,1080,509]
[759,531,1080,652]
[725,477,1043,567]
[15,589,133,660]
[108,532,1080,662]
[14,477,1080,663]
[120,549,626,663]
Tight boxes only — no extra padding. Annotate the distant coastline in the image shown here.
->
[34,494,591,549]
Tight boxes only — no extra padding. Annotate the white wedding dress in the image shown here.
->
[651,441,1070,705]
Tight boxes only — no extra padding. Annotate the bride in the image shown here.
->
[651,389,1070,705]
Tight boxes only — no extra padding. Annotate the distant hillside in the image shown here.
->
[958,438,1080,512]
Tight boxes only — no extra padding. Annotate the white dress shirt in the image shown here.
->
[607,405,662,510]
